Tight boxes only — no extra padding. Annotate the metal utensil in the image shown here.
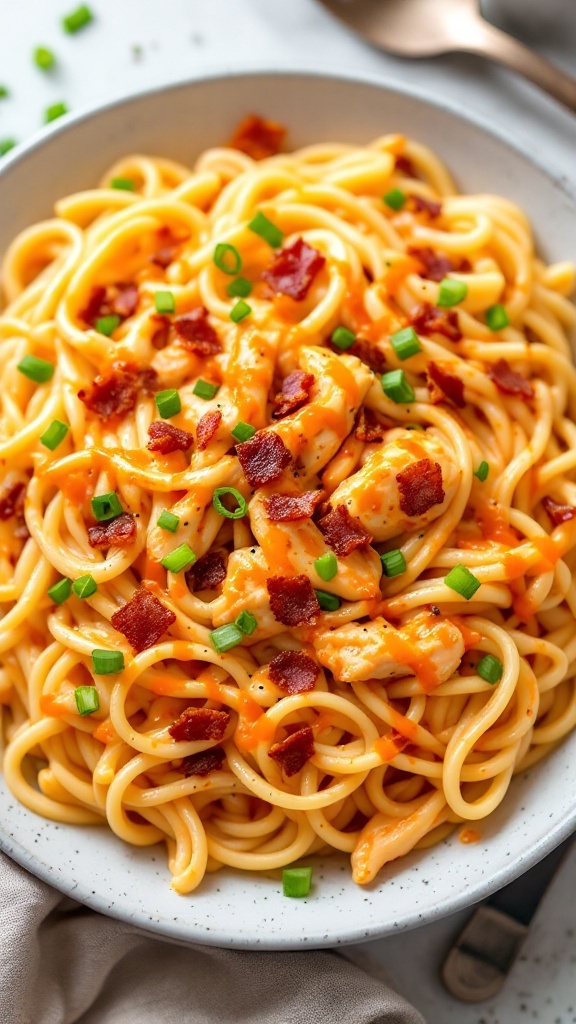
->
[316,0,576,112]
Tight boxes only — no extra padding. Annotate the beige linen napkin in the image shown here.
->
[0,852,425,1024]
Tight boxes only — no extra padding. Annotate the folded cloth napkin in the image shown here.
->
[0,852,425,1024]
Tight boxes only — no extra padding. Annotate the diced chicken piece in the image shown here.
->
[211,547,285,640]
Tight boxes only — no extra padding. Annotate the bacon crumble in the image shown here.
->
[229,113,285,161]
[177,747,226,777]
[196,410,222,451]
[174,307,222,356]
[267,575,320,627]
[168,707,231,743]
[410,302,462,342]
[407,247,453,283]
[395,154,418,178]
[318,504,372,556]
[80,283,139,325]
[147,421,194,454]
[87,512,136,549]
[542,496,576,526]
[262,238,326,302]
[410,194,442,218]
[397,459,445,518]
[0,482,25,521]
[355,408,387,443]
[488,359,534,401]
[78,362,158,420]
[268,650,319,695]
[186,551,227,592]
[236,430,292,487]
[349,338,387,374]
[268,725,315,777]
[264,490,323,522]
[428,362,466,408]
[273,369,315,418]
[111,587,176,652]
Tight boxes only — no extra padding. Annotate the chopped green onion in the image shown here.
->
[331,326,356,351]
[380,549,406,578]
[283,866,312,898]
[213,242,242,275]
[230,299,251,323]
[47,577,72,605]
[0,87,9,99]
[94,314,120,337]
[390,326,421,361]
[444,565,481,601]
[383,188,406,211]
[62,4,93,32]
[477,654,503,684]
[160,543,196,573]
[486,304,509,331]
[381,369,415,404]
[44,101,68,123]
[34,46,56,70]
[91,649,124,675]
[437,278,468,308]
[72,574,97,599]
[0,139,16,157]
[17,354,54,383]
[248,211,283,248]
[154,290,175,315]
[157,509,180,533]
[212,487,248,520]
[155,388,181,418]
[227,277,252,299]
[474,461,490,482]
[74,685,99,716]
[40,419,68,450]
[193,379,220,400]
[314,589,341,612]
[110,176,136,191]
[314,552,338,582]
[91,491,123,522]
[231,421,256,443]
[210,622,244,653]
[235,610,258,636]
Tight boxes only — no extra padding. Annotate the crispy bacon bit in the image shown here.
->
[410,302,462,342]
[229,113,285,161]
[186,551,226,591]
[408,246,453,283]
[150,314,171,350]
[268,650,319,695]
[488,359,534,401]
[273,369,315,418]
[111,587,176,652]
[524,325,540,345]
[168,707,230,743]
[147,421,194,454]
[79,283,138,325]
[78,362,158,420]
[262,238,325,302]
[177,747,226,777]
[87,512,136,549]
[196,410,222,451]
[428,362,466,408]
[355,408,387,443]
[542,496,576,526]
[397,459,445,518]
[236,430,292,487]
[395,154,418,178]
[174,307,222,356]
[0,482,25,521]
[349,338,387,374]
[268,725,315,777]
[267,575,320,627]
[318,504,372,556]
[411,195,442,218]
[264,490,323,522]
[79,286,106,326]
[111,284,139,318]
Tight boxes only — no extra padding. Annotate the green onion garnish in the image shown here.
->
[331,326,356,351]
[154,291,175,315]
[477,654,503,684]
[213,243,242,275]
[110,176,136,191]
[157,509,180,533]
[91,649,124,675]
[17,354,54,383]
[314,552,338,582]
[380,549,406,578]
[160,543,196,573]
[231,421,256,443]
[193,379,220,400]
[212,487,248,520]
[235,610,258,636]
[444,565,481,600]
[209,622,244,653]
[381,369,415,404]
[44,101,68,123]
[226,277,252,299]
[91,491,123,522]
[437,278,468,308]
[34,47,56,70]
[0,87,9,99]
[383,188,406,211]
[74,685,99,716]
[474,461,489,482]
[94,314,120,337]
[72,574,97,599]
[0,139,16,157]
[47,577,72,605]
[230,299,251,323]
[248,211,283,248]
[40,419,68,450]
[282,866,312,898]
[390,326,421,361]
[62,4,93,32]
[314,589,341,611]
[485,304,509,331]
[155,389,181,419]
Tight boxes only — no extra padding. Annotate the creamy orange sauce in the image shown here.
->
[39,693,68,717]
[234,691,276,751]
[383,255,422,295]
[93,719,116,744]
[459,828,481,844]
[450,616,482,652]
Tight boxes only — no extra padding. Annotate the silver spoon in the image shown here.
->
[316,0,576,112]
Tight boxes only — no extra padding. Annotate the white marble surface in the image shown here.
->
[1,0,576,1020]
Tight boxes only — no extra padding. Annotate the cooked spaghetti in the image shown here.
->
[2,116,576,895]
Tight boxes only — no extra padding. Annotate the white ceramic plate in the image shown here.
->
[1,70,576,950]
